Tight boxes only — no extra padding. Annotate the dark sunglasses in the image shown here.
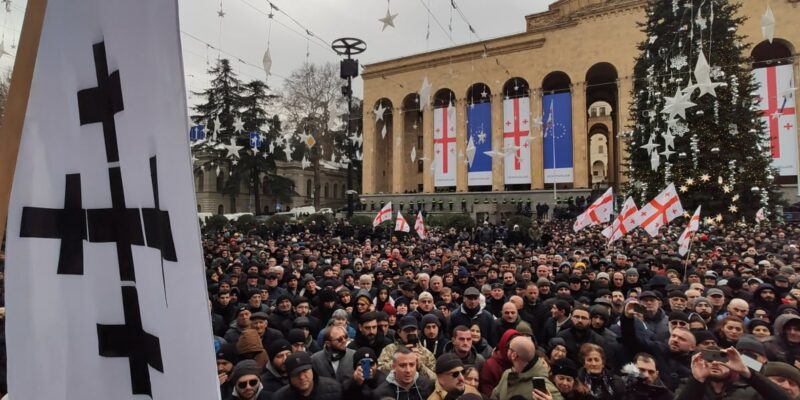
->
[450,369,464,379]
[237,379,259,389]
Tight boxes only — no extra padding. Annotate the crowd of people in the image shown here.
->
[204,215,800,400]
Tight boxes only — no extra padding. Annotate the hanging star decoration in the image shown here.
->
[729,205,738,213]
[641,134,659,154]
[692,52,722,97]
[715,214,723,222]
[722,185,732,193]
[410,146,417,162]
[662,86,696,120]
[477,130,487,144]
[374,103,387,122]
[679,185,689,193]
[762,4,775,44]
[466,135,477,167]
[705,216,715,225]
[650,150,661,171]
[381,124,388,139]
[686,177,695,186]
[700,174,711,182]
[378,2,398,31]
[418,77,433,108]
[732,194,740,202]
[223,138,244,159]
[233,116,245,133]
[301,155,311,170]
[262,49,272,80]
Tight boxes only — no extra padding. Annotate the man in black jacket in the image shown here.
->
[556,306,607,362]
[348,312,392,356]
[274,352,343,400]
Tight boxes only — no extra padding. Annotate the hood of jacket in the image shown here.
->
[774,313,800,337]
[490,329,520,369]
[504,357,549,387]
[386,370,422,392]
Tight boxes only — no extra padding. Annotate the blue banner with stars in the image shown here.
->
[543,92,574,183]
[467,102,492,186]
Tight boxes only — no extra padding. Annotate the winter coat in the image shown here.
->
[347,330,393,358]
[378,341,438,382]
[449,304,496,340]
[341,369,388,400]
[272,376,343,400]
[764,314,800,363]
[556,327,607,363]
[489,317,532,347]
[230,385,271,400]
[473,338,493,360]
[480,329,519,397]
[311,347,355,382]
[577,368,624,400]
[489,356,563,400]
[674,372,792,400]
[642,308,669,341]
[620,314,691,392]
[618,378,673,400]
[260,361,288,396]
[442,341,486,371]
[422,336,450,359]
[427,380,482,400]
[374,371,435,400]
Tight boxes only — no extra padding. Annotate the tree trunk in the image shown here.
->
[253,167,261,215]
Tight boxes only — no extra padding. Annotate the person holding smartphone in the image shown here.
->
[343,347,387,400]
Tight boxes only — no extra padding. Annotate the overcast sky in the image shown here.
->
[1,1,557,106]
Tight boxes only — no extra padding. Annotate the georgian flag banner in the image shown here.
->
[678,206,702,256]
[395,211,410,232]
[573,187,613,232]
[433,105,457,187]
[638,183,684,237]
[753,64,798,177]
[415,211,427,239]
[503,96,532,184]
[756,207,767,223]
[602,197,639,244]
[4,0,219,398]
[373,201,393,227]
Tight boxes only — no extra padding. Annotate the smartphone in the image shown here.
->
[532,377,548,392]
[360,358,372,380]
[701,349,729,363]
[741,354,762,371]
[633,303,647,314]
[406,334,419,346]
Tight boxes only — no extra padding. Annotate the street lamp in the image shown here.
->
[332,37,366,218]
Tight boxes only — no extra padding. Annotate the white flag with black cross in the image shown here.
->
[2,0,219,398]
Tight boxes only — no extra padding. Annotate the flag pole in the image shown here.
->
[682,232,695,284]
[0,0,48,245]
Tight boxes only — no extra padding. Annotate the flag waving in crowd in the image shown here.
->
[573,187,613,232]
[373,201,393,227]
[415,211,427,239]
[638,183,684,236]
[602,197,639,244]
[395,211,410,232]
[756,207,767,223]
[678,206,702,256]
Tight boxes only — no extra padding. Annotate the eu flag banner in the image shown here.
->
[467,102,492,186]
[503,97,532,184]
[433,105,457,187]
[4,0,219,398]
[753,65,798,177]
[543,92,574,183]
[189,125,205,141]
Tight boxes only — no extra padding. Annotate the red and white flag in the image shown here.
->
[414,211,427,239]
[756,207,767,223]
[678,206,702,256]
[373,202,393,227]
[573,187,613,232]
[395,211,410,232]
[638,183,684,236]
[602,197,639,243]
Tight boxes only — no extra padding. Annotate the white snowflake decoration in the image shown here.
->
[670,55,688,71]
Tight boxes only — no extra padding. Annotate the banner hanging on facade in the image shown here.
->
[503,96,532,184]
[753,64,798,177]
[467,102,492,186]
[543,92,574,183]
[433,105,457,187]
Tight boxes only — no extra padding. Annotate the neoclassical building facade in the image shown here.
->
[361,0,800,205]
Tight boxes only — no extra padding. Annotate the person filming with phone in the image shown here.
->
[378,315,438,381]
[343,347,387,400]
[675,346,792,400]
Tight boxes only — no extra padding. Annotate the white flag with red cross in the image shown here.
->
[573,187,613,232]
[753,65,798,177]
[756,207,767,223]
[373,202,393,227]
[678,206,702,256]
[414,211,427,239]
[503,96,532,184]
[602,197,639,243]
[395,211,410,232]
[433,105,457,187]
[638,183,684,237]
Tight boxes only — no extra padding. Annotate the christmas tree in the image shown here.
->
[625,0,780,222]
[191,59,293,213]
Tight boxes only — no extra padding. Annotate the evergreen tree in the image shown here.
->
[191,59,292,213]
[625,0,780,222]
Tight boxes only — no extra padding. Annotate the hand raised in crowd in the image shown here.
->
[352,365,366,385]
[532,388,553,400]
[691,352,711,383]
[723,347,752,379]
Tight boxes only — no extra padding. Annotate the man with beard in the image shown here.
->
[538,299,572,347]
[621,301,694,391]
[692,296,716,329]
[293,296,322,338]
[311,325,356,382]
[667,290,688,312]
[261,339,291,395]
[589,305,618,343]
[274,352,343,400]
[230,360,271,400]
[450,287,495,339]
[489,302,532,347]
[377,316,437,381]
[675,347,790,400]
[753,283,782,318]
[428,353,481,400]
[421,314,449,359]
[269,294,295,335]
[765,314,800,364]
[216,343,238,399]
[556,306,607,362]
[348,312,392,355]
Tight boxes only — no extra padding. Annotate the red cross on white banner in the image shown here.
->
[433,107,456,174]
[678,206,702,256]
[504,98,529,170]
[573,187,613,232]
[759,66,796,158]
[602,197,639,243]
[373,202,393,227]
[638,183,684,237]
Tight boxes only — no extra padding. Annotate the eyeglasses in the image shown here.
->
[237,379,259,389]
[329,335,348,343]
[670,320,688,327]
[449,369,464,379]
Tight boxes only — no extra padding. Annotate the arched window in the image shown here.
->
[195,170,204,192]
[217,204,224,214]
[216,171,225,193]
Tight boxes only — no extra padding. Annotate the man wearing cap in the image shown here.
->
[667,290,688,313]
[311,325,355,382]
[343,347,387,399]
[230,359,271,399]
[763,361,800,399]
[225,306,252,344]
[250,311,284,349]
[261,339,292,395]
[639,291,670,340]
[410,291,446,329]
[706,288,726,315]
[274,352,343,400]
[428,353,482,400]
[692,296,716,329]
[449,287,495,340]
[420,314,449,359]
[216,343,239,399]
[378,315,437,381]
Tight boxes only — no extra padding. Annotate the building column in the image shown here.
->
[456,99,468,192]
[391,107,405,193]
[362,108,376,194]
[531,90,544,189]
[617,77,634,186]
[423,104,434,192]
[571,82,589,188]
[491,93,505,191]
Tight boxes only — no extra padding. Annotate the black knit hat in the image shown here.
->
[230,359,261,384]
[267,339,291,361]
[551,358,578,378]
[352,347,378,369]
[762,362,800,386]
[216,343,239,364]
[435,353,464,375]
